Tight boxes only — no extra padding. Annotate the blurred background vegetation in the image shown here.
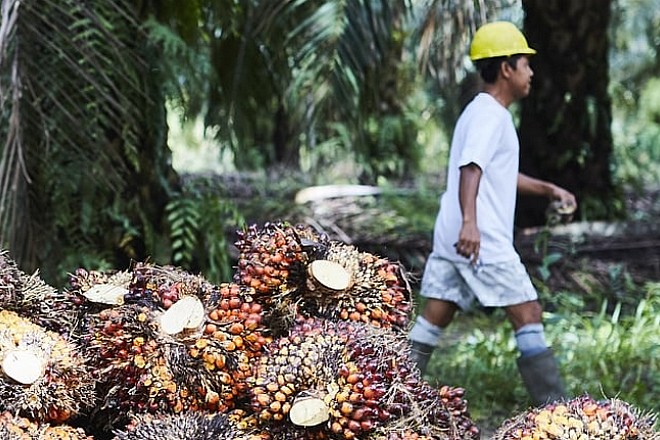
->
[0,0,658,431]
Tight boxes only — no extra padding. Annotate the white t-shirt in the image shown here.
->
[432,92,520,264]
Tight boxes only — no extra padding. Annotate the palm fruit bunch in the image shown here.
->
[301,242,412,331]
[0,310,96,423]
[84,304,208,422]
[177,282,272,413]
[0,249,23,306]
[246,318,477,440]
[247,318,346,429]
[67,262,217,313]
[0,411,94,439]
[328,322,478,440]
[85,284,270,427]
[494,395,659,440]
[234,222,314,301]
[112,412,265,440]
[233,222,413,333]
[126,262,220,309]
[66,267,132,309]
[368,428,437,439]
[0,250,75,336]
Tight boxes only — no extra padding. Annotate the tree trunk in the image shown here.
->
[518,1,623,227]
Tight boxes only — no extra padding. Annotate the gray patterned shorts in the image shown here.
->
[419,254,538,310]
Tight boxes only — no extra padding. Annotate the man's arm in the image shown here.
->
[517,173,577,208]
[457,163,482,263]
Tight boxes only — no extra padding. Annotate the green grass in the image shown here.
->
[422,281,660,434]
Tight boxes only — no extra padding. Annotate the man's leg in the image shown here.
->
[505,301,566,405]
[408,299,458,375]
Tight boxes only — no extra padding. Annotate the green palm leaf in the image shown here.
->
[0,0,163,277]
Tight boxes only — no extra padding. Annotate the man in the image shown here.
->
[408,21,576,406]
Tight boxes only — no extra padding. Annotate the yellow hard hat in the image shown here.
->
[469,21,536,61]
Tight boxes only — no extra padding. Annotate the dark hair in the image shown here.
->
[475,54,524,84]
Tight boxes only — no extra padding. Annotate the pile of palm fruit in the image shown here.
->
[494,395,659,439]
[0,411,94,439]
[0,252,97,438]
[1,221,656,439]
[0,223,479,439]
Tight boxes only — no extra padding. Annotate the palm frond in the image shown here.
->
[0,0,154,274]
[414,0,519,86]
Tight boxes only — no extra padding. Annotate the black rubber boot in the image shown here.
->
[516,348,567,406]
[409,340,435,375]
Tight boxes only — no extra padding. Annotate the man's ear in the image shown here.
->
[500,61,513,79]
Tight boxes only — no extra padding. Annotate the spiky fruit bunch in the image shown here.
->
[203,283,271,360]
[0,310,95,423]
[0,411,94,439]
[66,268,132,310]
[86,305,189,417]
[0,249,23,305]
[127,262,219,309]
[234,222,311,299]
[178,282,272,413]
[0,251,75,335]
[248,320,346,426]
[113,412,259,440]
[86,305,209,419]
[68,263,219,312]
[248,318,477,440]
[86,293,266,424]
[18,270,78,336]
[368,429,436,439]
[301,245,412,332]
[494,395,659,440]
[329,323,477,440]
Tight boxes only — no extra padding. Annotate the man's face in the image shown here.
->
[510,56,534,98]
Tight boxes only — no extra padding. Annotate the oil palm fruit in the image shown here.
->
[0,249,22,305]
[234,222,311,300]
[330,323,478,440]
[66,268,132,314]
[494,395,659,440]
[0,411,94,439]
[113,412,263,440]
[300,243,412,332]
[248,318,478,440]
[85,281,271,426]
[248,318,346,427]
[127,262,219,309]
[183,282,272,412]
[85,303,218,423]
[68,262,218,313]
[203,282,271,359]
[85,304,196,422]
[0,310,95,423]
[0,250,75,336]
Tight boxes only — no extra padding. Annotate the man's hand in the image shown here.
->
[549,185,577,213]
[455,221,480,264]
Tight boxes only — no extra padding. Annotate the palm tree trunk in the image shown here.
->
[518,0,623,227]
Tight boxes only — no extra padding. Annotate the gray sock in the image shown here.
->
[515,323,548,357]
[409,315,444,346]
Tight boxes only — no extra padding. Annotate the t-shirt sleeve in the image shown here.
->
[457,110,504,171]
